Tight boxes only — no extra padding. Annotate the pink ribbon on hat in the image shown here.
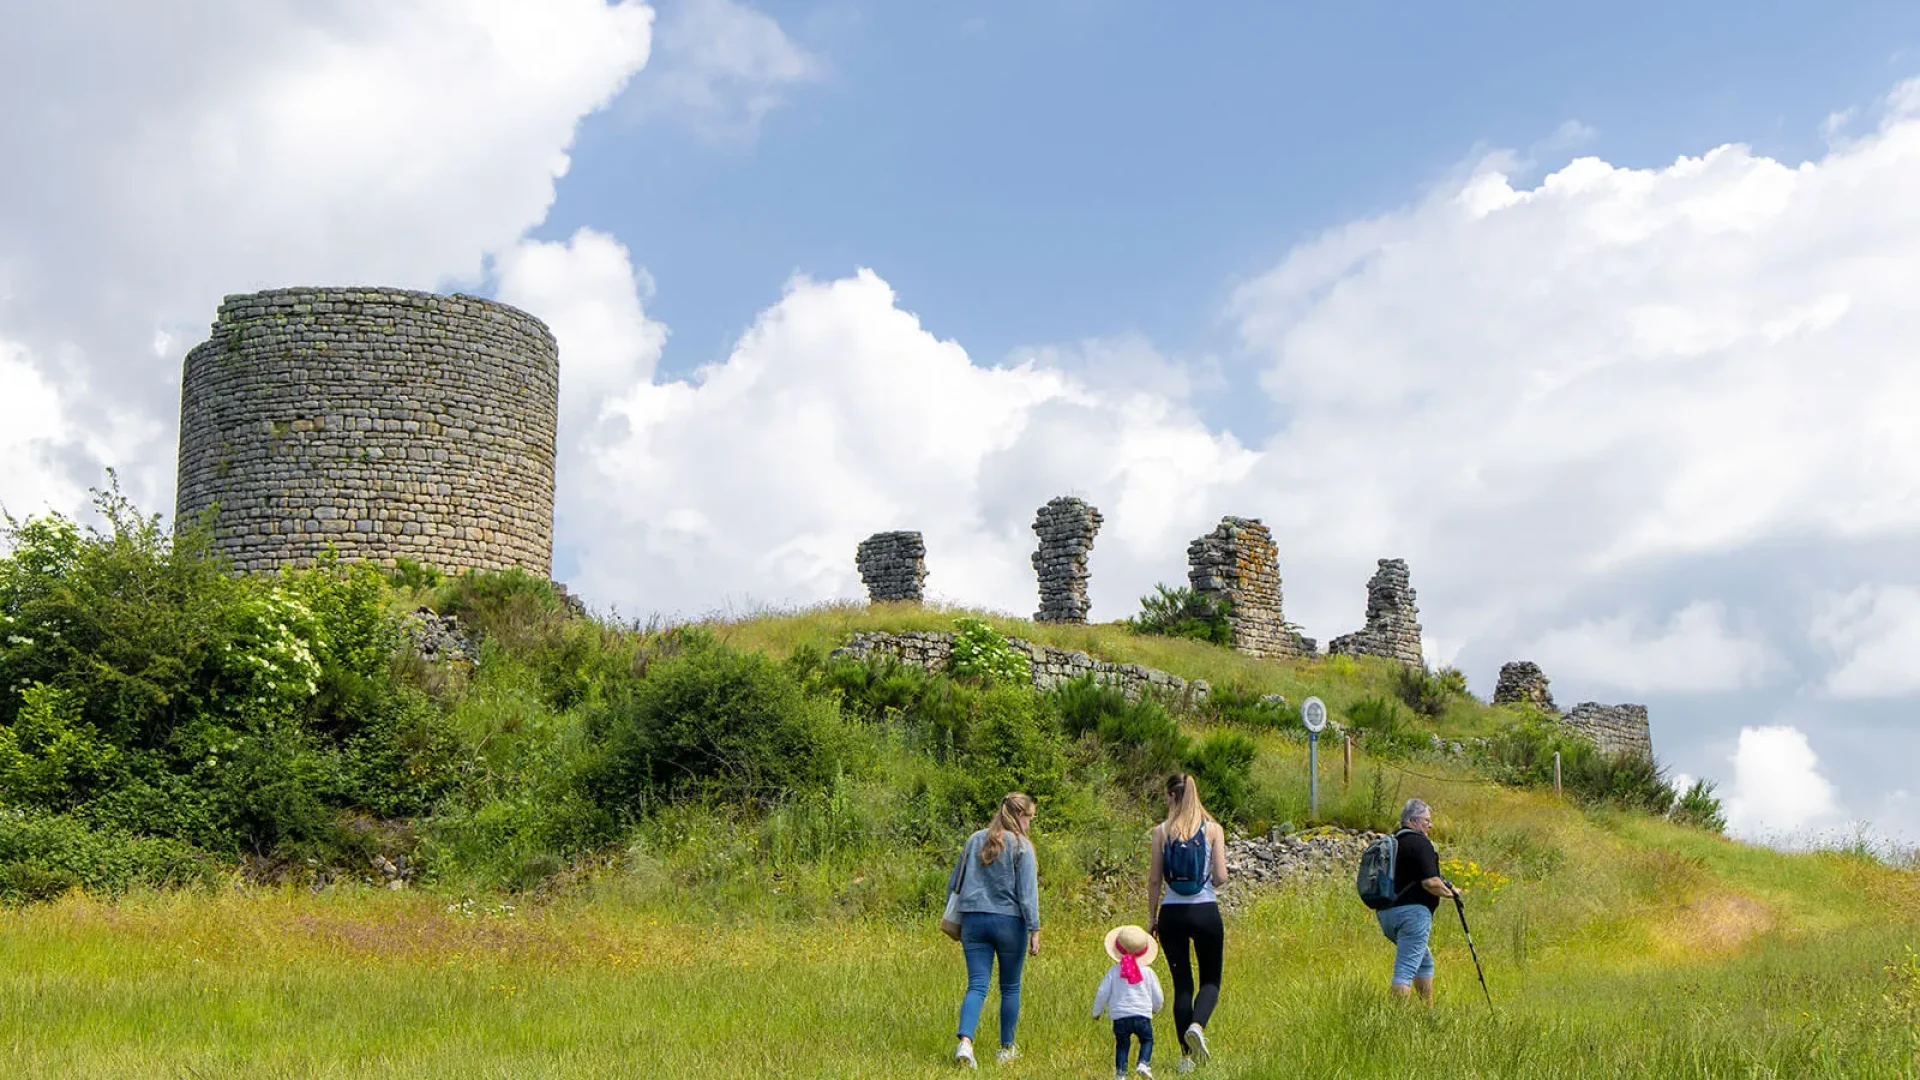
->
[1119,947,1145,984]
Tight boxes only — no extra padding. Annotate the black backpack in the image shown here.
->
[1164,825,1211,897]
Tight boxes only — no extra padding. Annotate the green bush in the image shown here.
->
[585,641,859,813]
[0,807,219,897]
[1670,777,1728,834]
[1345,696,1432,758]
[0,861,82,906]
[1185,731,1260,824]
[947,618,1032,685]
[1481,712,1678,813]
[1208,685,1300,731]
[1125,584,1233,646]
[1052,677,1188,789]
[954,683,1065,816]
[1391,665,1454,720]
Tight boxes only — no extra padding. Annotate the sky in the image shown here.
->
[3,0,1919,855]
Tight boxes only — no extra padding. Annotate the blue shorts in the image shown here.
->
[1376,904,1436,986]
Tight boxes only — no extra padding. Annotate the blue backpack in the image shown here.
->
[1163,825,1211,896]
[1357,829,1414,910]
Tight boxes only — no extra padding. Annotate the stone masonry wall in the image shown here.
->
[1327,558,1424,666]
[1493,661,1557,714]
[856,531,927,603]
[1031,496,1102,623]
[830,631,1211,706]
[175,287,558,575]
[1563,702,1653,759]
[1187,516,1312,659]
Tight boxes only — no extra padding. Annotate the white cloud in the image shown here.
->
[627,0,824,142]
[1721,725,1843,840]
[499,247,1254,620]
[1527,601,1778,694]
[1224,76,1920,654]
[0,335,78,520]
[0,0,656,517]
[1810,585,1920,699]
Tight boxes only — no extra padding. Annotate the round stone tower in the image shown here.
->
[175,287,559,575]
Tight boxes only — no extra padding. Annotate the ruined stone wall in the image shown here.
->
[830,631,1211,706]
[1187,516,1312,658]
[1327,558,1424,666]
[1493,661,1558,714]
[1031,496,1101,623]
[856,531,927,603]
[175,287,558,575]
[1563,702,1653,759]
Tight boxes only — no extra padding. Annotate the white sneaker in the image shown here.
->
[996,1046,1020,1065]
[1176,1058,1195,1074]
[1136,1065,1155,1078]
[955,1040,976,1068]
[1185,1025,1210,1065]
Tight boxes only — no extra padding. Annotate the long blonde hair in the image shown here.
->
[1163,773,1213,842]
[981,792,1036,865]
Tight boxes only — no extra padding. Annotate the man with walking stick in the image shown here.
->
[1373,799,1458,1006]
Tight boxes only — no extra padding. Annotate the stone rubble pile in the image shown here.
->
[1219,826,1384,910]
[1187,516,1313,659]
[856,531,927,604]
[1327,558,1424,667]
[407,607,476,665]
[1031,496,1102,624]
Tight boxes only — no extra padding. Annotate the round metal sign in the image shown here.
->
[1301,696,1327,734]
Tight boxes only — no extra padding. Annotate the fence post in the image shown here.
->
[1554,751,1562,797]
[1344,735,1352,789]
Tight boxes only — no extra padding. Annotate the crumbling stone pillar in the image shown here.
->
[1186,516,1311,658]
[856,531,926,604]
[1032,496,1102,623]
[1327,558,1424,667]
[1492,661,1557,714]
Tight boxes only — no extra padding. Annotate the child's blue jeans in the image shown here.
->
[1113,1015,1153,1073]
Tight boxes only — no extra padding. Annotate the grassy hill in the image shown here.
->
[1,501,1917,1077]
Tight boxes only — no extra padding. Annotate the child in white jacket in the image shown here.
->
[1093,924,1165,1078]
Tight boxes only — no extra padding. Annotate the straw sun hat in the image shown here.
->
[1103,924,1159,967]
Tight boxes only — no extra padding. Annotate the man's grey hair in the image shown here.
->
[1400,799,1432,828]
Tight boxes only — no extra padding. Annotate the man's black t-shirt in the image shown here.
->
[1391,829,1442,912]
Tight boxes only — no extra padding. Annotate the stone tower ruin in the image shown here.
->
[1186,516,1312,659]
[856,531,927,604]
[1492,660,1653,759]
[1327,558,1424,667]
[1031,496,1101,623]
[1492,661,1557,714]
[175,287,559,575]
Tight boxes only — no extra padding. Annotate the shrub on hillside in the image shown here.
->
[434,569,634,711]
[1345,696,1433,758]
[1125,584,1233,646]
[953,683,1066,816]
[1391,665,1459,719]
[1052,677,1189,788]
[0,807,219,899]
[1207,685,1300,731]
[1670,777,1728,835]
[584,640,860,813]
[947,618,1032,685]
[1482,712,1678,813]
[1185,731,1260,824]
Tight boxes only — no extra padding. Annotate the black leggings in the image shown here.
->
[1157,901,1223,1049]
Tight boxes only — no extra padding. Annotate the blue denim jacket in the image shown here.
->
[948,828,1040,931]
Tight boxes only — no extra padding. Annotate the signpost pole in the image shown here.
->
[1343,735,1352,789]
[1309,731,1319,818]
[1301,697,1328,821]
[1554,751,1562,797]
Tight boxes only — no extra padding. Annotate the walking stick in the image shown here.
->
[1448,887,1495,1013]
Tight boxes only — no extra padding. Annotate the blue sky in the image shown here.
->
[542,0,1920,403]
[3,0,1919,854]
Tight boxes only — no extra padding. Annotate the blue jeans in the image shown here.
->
[1113,1015,1154,1073]
[1376,904,1436,986]
[957,912,1028,1046]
